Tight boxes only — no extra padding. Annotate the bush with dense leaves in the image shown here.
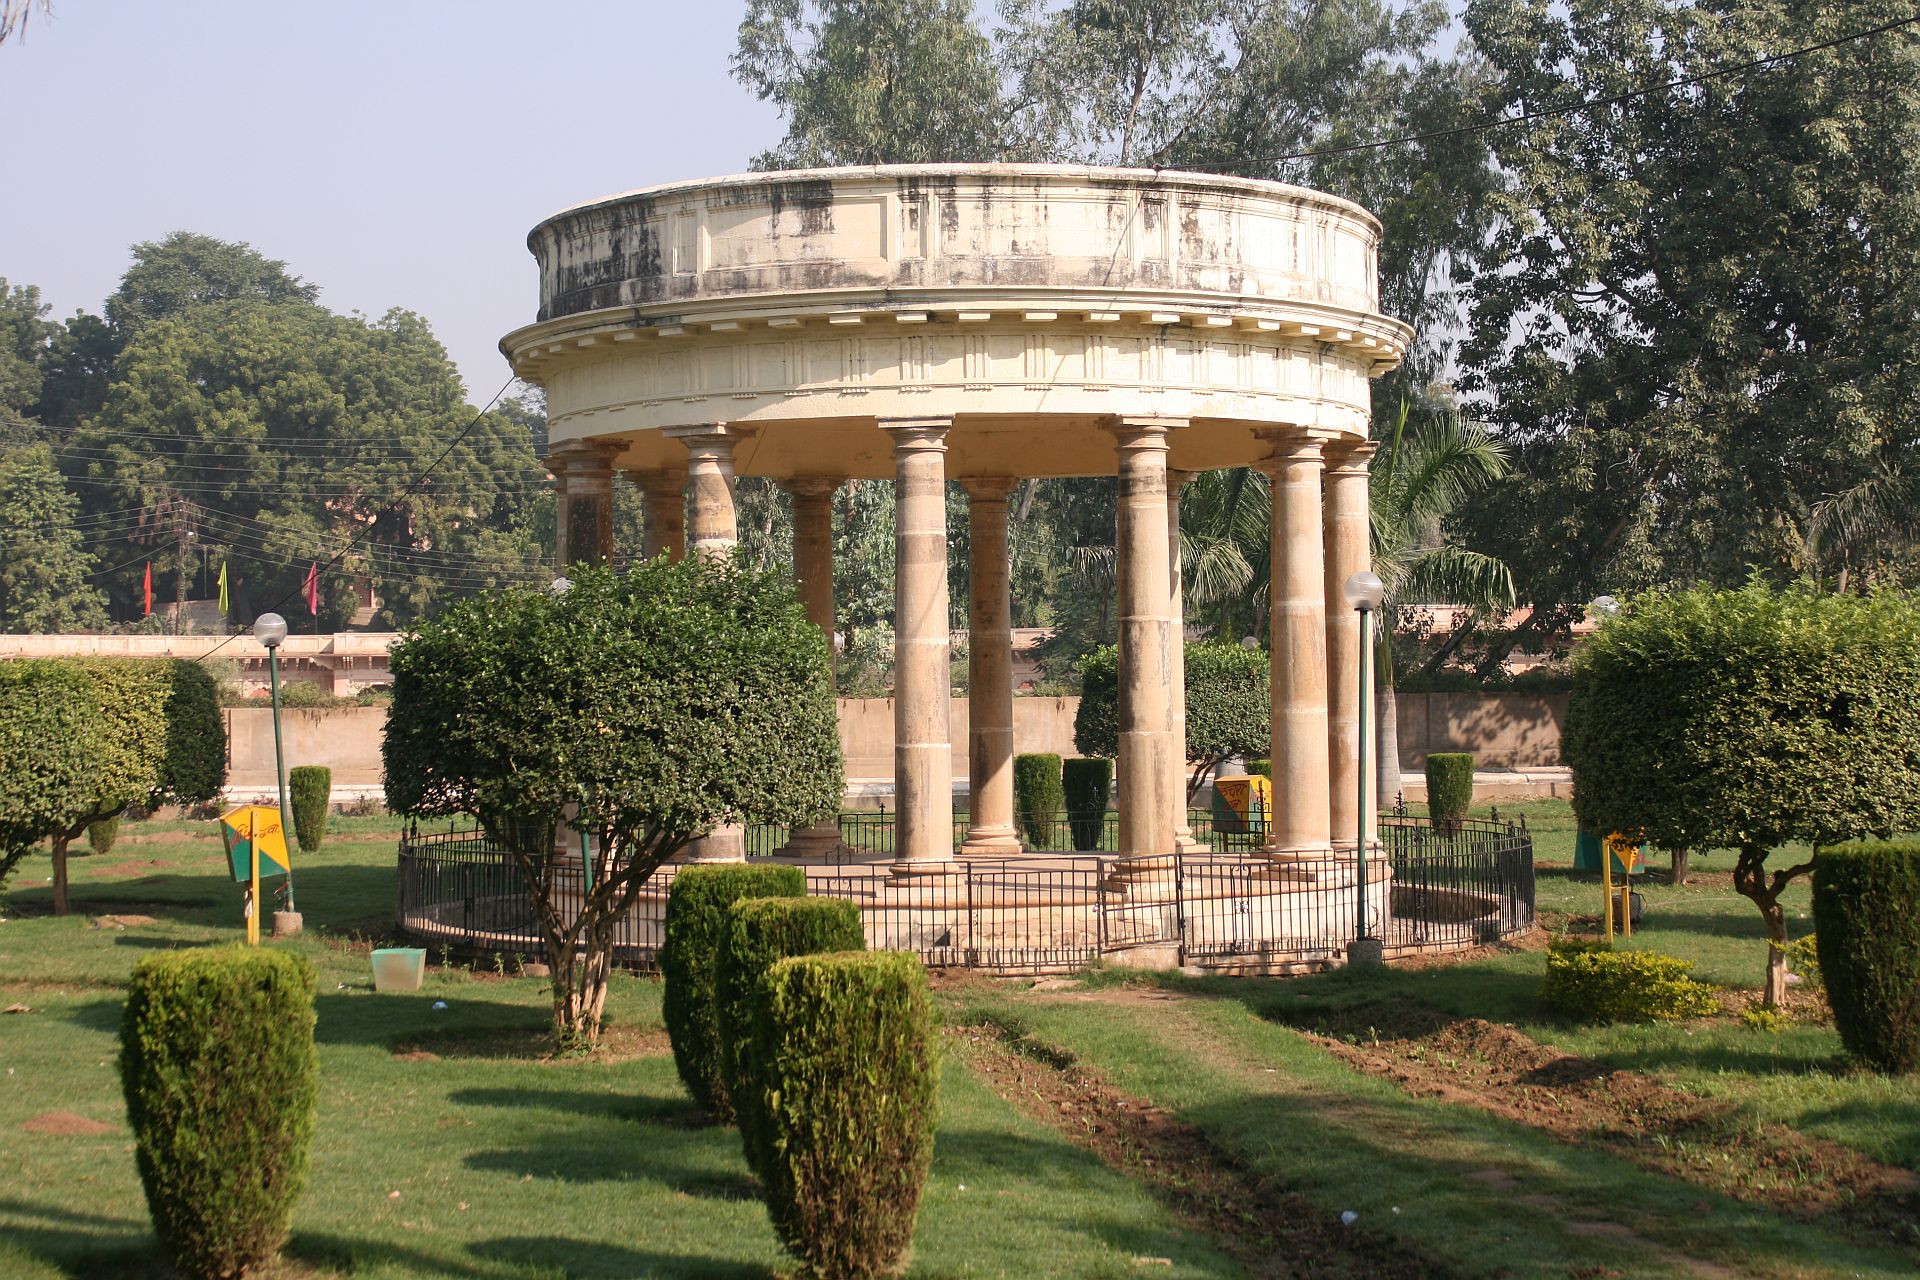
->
[662,863,806,1119]
[1013,753,1063,848]
[1074,643,1269,797]
[715,895,865,1138]
[1062,757,1111,851]
[86,814,120,855]
[0,660,101,887]
[1813,841,1920,1073]
[1565,582,1920,1004]
[121,946,317,1280]
[1540,938,1720,1023]
[1425,753,1474,832]
[743,951,938,1280]
[288,766,330,853]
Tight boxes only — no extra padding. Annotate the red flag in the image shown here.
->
[304,562,319,615]
[142,562,152,617]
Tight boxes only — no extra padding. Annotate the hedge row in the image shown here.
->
[1814,841,1920,1073]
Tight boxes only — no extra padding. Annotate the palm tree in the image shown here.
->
[1181,402,1515,795]
[1367,403,1515,796]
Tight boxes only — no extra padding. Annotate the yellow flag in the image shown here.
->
[217,560,229,614]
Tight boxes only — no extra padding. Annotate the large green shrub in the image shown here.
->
[1565,583,1920,1005]
[1425,753,1474,833]
[1813,841,1920,1073]
[288,765,331,854]
[661,863,807,1119]
[385,559,842,1050]
[744,951,938,1280]
[0,660,101,888]
[1013,753,1063,848]
[1540,938,1721,1023]
[1074,642,1269,800]
[121,946,318,1280]
[1062,757,1112,852]
[716,895,865,1140]
[157,660,227,808]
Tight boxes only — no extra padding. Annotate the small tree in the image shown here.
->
[1565,583,1920,1007]
[0,660,101,891]
[1074,642,1269,798]
[384,560,843,1050]
[287,766,330,853]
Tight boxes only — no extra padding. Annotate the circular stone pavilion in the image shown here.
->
[501,164,1411,896]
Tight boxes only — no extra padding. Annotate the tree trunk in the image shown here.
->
[1732,842,1811,1010]
[1762,900,1791,1009]
[1376,678,1401,803]
[52,833,71,916]
[1671,847,1691,886]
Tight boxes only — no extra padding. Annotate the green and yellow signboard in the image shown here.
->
[219,805,291,883]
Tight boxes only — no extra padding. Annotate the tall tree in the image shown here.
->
[1457,0,1920,610]
[0,443,107,631]
[0,279,54,420]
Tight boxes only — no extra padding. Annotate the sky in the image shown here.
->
[0,0,785,404]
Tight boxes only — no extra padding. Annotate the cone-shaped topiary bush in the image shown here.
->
[1813,841,1920,1073]
[1425,753,1474,834]
[744,951,937,1280]
[661,863,806,1119]
[1013,753,1063,849]
[121,946,317,1280]
[288,766,330,853]
[716,895,865,1145]
[1062,757,1112,852]
[86,813,120,856]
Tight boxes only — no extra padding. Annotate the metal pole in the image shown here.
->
[268,647,295,913]
[1356,604,1371,941]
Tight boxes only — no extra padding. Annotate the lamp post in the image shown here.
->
[253,613,298,932]
[1343,571,1386,967]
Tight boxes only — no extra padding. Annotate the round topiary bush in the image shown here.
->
[120,946,318,1280]
[288,765,331,854]
[743,950,938,1280]
[715,895,865,1143]
[1062,757,1112,852]
[661,863,807,1120]
[1813,841,1920,1073]
[1013,753,1063,849]
[1425,753,1474,834]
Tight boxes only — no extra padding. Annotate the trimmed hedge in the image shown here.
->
[1425,752,1474,833]
[1813,841,1920,1073]
[1062,757,1112,852]
[715,896,865,1143]
[661,863,806,1119]
[86,814,120,856]
[1540,938,1720,1023]
[0,660,103,887]
[1013,753,1063,848]
[288,766,331,854]
[744,951,937,1280]
[121,946,318,1280]
[1244,758,1272,778]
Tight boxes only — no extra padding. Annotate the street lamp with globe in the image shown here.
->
[252,612,298,933]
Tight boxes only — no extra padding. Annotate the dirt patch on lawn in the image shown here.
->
[392,1023,671,1065]
[101,858,171,878]
[948,1021,1460,1279]
[90,913,160,929]
[1286,1002,1919,1256]
[22,1110,116,1137]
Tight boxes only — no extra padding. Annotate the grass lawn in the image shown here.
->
[1,799,1915,1278]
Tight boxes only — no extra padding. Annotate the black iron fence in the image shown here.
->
[395,814,1533,975]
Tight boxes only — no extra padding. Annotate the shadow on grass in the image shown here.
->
[469,1236,773,1279]
[0,1196,166,1280]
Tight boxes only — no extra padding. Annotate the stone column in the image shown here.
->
[1324,442,1377,849]
[1110,417,1180,866]
[960,476,1021,858]
[882,418,956,877]
[1264,432,1333,859]
[779,477,848,860]
[638,467,688,561]
[1168,470,1203,854]
[667,425,745,862]
[547,441,620,568]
